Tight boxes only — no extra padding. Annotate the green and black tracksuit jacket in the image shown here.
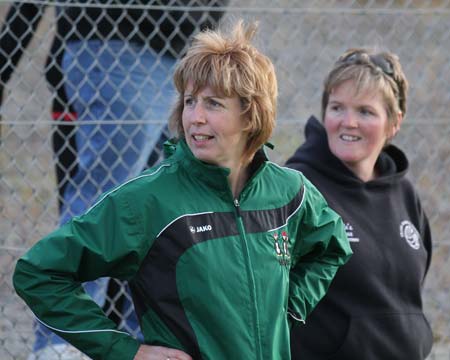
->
[13,139,352,360]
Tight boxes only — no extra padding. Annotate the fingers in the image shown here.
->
[134,345,193,360]
[166,348,193,360]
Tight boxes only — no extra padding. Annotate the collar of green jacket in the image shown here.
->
[163,138,272,194]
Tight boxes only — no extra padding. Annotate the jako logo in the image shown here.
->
[190,225,213,233]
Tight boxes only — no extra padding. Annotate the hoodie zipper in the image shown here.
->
[233,198,263,359]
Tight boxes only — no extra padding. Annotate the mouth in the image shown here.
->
[192,134,214,141]
[340,134,361,142]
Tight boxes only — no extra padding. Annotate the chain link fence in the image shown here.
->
[1,1,449,359]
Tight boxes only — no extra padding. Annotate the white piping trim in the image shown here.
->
[156,211,214,238]
[287,310,305,324]
[85,163,171,215]
[267,186,306,233]
[32,311,131,336]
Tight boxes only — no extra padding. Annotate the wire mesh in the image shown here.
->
[0,1,449,359]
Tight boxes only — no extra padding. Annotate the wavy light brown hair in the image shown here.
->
[321,48,409,131]
[169,19,278,164]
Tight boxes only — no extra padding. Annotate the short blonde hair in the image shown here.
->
[169,19,278,164]
[322,48,409,129]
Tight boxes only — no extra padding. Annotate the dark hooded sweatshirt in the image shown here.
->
[286,116,433,360]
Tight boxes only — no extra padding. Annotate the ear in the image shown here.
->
[388,111,403,139]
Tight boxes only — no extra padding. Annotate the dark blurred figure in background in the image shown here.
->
[0,2,78,212]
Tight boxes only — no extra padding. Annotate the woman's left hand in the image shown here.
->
[133,345,193,360]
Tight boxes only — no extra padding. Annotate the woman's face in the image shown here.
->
[324,79,399,181]
[182,81,248,169]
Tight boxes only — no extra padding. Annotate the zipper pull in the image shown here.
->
[234,198,241,216]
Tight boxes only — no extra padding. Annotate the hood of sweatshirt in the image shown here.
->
[286,115,409,188]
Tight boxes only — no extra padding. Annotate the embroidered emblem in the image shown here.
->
[400,220,420,250]
[272,230,290,266]
[189,226,196,234]
[345,222,360,243]
[274,233,282,255]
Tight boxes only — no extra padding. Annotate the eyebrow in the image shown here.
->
[184,93,225,100]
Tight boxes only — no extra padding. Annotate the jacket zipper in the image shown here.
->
[233,198,263,359]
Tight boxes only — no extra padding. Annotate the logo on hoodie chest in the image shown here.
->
[399,220,420,250]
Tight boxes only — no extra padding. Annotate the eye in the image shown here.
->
[329,103,342,112]
[184,96,195,107]
[359,107,374,116]
[207,98,224,109]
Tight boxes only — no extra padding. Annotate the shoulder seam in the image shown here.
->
[267,161,306,176]
[85,163,172,215]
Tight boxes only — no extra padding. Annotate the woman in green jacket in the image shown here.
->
[13,20,352,360]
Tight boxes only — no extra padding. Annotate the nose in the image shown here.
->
[192,102,207,124]
[341,110,358,128]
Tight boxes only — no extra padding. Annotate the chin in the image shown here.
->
[339,155,361,163]
[332,147,361,160]
[195,155,217,165]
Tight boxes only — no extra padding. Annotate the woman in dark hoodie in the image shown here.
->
[287,48,433,360]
